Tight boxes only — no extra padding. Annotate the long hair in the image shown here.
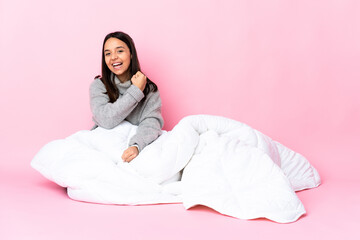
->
[95,31,158,103]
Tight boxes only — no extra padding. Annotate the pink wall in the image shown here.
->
[1,0,359,177]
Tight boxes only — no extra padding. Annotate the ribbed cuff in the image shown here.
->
[129,137,145,152]
[127,85,144,102]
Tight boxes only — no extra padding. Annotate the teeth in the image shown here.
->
[113,63,121,67]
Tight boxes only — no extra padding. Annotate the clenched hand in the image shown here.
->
[131,71,147,91]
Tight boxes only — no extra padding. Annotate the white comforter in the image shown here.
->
[31,115,320,223]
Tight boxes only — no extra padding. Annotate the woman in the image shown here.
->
[90,31,164,163]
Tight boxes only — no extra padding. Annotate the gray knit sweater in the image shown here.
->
[89,76,164,152]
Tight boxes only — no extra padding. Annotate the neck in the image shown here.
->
[116,71,130,83]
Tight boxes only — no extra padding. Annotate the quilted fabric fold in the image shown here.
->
[31,115,320,223]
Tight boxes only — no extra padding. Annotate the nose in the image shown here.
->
[111,53,118,60]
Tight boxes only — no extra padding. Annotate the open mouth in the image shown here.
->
[112,62,122,69]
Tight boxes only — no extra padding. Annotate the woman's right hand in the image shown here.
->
[131,71,147,91]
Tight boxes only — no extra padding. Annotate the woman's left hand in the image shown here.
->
[122,146,139,162]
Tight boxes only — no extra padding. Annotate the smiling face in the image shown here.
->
[104,37,132,82]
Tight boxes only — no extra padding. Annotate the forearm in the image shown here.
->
[129,116,163,152]
[90,80,144,129]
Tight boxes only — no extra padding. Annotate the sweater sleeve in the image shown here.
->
[89,78,144,129]
[128,91,164,152]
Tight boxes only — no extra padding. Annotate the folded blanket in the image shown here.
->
[31,115,320,223]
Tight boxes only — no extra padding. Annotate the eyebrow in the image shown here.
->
[104,46,125,52]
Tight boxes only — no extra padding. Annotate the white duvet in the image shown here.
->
[31,115,320,223]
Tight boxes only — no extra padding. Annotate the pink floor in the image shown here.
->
[1,138,359,240]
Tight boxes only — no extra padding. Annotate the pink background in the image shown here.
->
[1,0,359,239]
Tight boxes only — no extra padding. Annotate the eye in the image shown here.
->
[105,52,110,56]
[118,50,124,53]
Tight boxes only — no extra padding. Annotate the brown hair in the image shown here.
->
[95,31,158,103]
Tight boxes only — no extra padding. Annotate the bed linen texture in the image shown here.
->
[31,115,320,223]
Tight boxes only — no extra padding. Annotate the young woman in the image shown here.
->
[90,31,164,163]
